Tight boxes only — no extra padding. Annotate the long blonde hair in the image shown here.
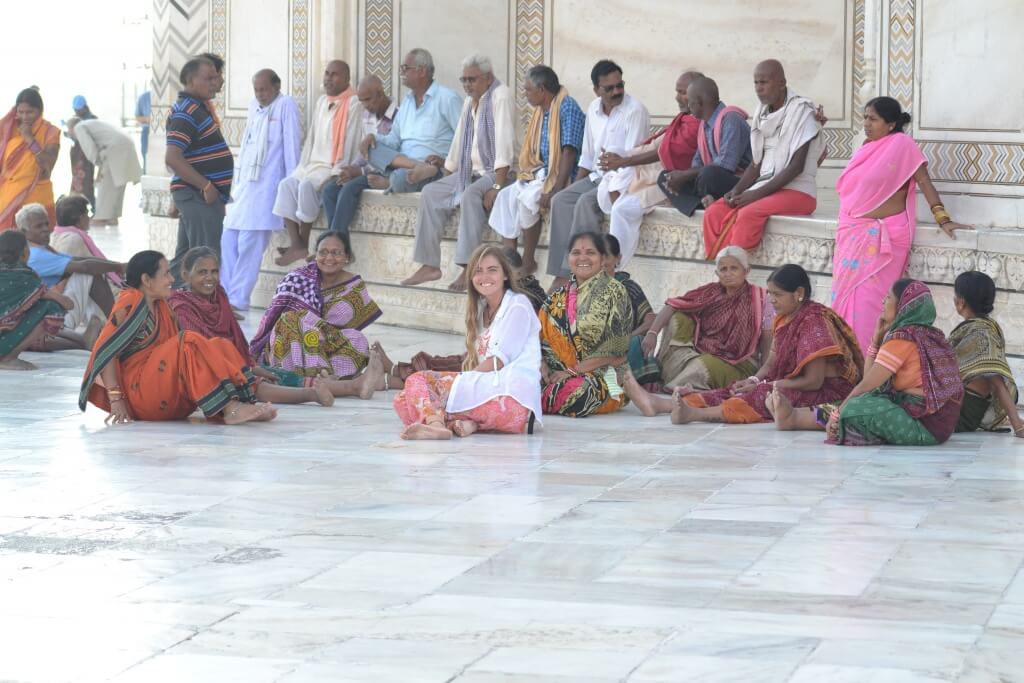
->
[462,244,523,370]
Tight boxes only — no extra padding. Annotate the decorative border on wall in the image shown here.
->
[886,0,916,113]
[290,0,310,121]
[822,0,864,161]
[514,0,545,130]
[150,0,210,136]
[363,0,395,95]
[919,141,1024,187]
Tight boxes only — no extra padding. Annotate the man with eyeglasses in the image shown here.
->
[401,53,515,290]
[546,59,650,292]
[327,48,462,238]
[274,60,364,267]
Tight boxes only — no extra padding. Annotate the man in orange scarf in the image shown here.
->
[274,60,363,266]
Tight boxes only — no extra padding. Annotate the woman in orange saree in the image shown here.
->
[79,251,280,425]
[0,89,60,230]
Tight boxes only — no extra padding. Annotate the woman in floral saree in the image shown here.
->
[670,264,863,426]
[250,232,382,380]
[540,232,632,417]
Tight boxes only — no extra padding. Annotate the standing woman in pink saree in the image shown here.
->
[831,97,969,350]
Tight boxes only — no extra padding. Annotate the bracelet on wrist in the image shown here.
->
[644,331,657,337]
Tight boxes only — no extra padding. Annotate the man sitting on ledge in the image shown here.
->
[329,48,462,238]
[402,53,515,290]
[701,59,823,260]
[488,65,585,277]
[662,76,752,217]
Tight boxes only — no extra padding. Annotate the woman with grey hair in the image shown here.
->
[623,246,775,414]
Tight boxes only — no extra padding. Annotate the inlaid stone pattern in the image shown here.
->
[143,183,1024,356]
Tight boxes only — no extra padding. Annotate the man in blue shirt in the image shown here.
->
[325,48,462,235]
[135,90,152,171]
[661,76,752,216]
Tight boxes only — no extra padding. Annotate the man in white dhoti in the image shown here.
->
[221,69,302,310]
[488,65,586,276]
[274,60,364,266]
[591,70,703,268]
[17,204,123,349]
[65,117,143,226]
[401,54,515,291]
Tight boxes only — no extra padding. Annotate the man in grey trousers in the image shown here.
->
[402,53,515,291]
[546,59,649,290]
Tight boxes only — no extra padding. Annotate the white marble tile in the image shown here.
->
[630,653,797,682]
[468,646,647,679]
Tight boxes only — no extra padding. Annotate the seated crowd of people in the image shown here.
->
[1,48,1019,444]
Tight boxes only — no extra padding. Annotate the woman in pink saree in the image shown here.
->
[831,97,969,350]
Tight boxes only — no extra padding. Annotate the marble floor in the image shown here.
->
[1,225,1023,682]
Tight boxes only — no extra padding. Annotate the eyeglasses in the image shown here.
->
[399,64,421,73]
[459,75,480,84]
[317,249,347,259]
[599,81,626,94]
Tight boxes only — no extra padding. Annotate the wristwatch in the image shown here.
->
[491,183,501,191]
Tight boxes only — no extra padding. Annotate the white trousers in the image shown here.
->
[221,228,274,310]
[93,166,126,220]
[62,273,105,331]
[273,176,324,224]
[488,174,546,240]
[597,169,651,268]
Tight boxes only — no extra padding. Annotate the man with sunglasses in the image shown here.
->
[546,59,649,292]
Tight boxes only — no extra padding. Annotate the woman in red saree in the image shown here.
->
[0,89,60,230]
[831,97,969,350]
[79,250,282,425]
[670,264,863,426]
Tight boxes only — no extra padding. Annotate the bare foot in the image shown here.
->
[357,350,384,400]
[223,401,275,425]
[770,389,798,430]
[311,378,335,407]
[547,276,570,294]
[670,399,699,425]
[623,371,657,417]
[407,163,440,185]
[371,341,394,375]
[451,419,478,437]
[401,265,443,286]
[254,402,278,422]
[522,257,538,276]
[275,246,309,267]
[367,174,390,190]
[672,383,697,398]
[401,422,453,440]
[447,268,467,292]
[0,357,38,371]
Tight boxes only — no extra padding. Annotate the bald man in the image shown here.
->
[701,60,823,259]
[322,75,398,233]
[221,69,302,310]
[275,60,364,266]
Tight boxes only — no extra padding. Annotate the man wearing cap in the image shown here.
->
[68,95,97,209]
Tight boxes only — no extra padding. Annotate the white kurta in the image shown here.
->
[225,95,302,232]
[442,83,516,175]
[578,94,650,182]
[291,93,364,189]
[73,119,142,188]
[447,290,543,422]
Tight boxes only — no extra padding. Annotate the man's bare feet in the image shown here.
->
[407,163,439,185]
[447,268,467,292]
[357,350,384,400]
[223,400,276,425]
[623,371,657,417]
[548,276,570,294]
[275,246,309,267]
[0,357,37,371]
[670,399,699,425]
[769,388,798,430]
[401,422,453,440]
[311,378,336,407]
[451,419,478,437]
[367,174,390,190]
[401,265,443,286]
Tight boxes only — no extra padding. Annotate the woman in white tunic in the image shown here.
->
[393,244,542,439]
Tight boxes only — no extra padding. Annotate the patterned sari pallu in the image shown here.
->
[540,272,632,417]
[0,262,65,355]
[79,289,260,421]
[686,301,863,423]
[949,316,1018,432]
[250,263,381,379]
[831,282,963,446]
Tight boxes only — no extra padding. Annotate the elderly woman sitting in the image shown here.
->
[623,247,774,415]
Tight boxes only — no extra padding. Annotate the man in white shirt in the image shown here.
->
[65,117,143,226]
[402,54,515,290]
[274,60,364,266]
[547,60,649,290]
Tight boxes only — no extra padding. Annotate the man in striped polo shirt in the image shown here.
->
[165,56,234,286]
